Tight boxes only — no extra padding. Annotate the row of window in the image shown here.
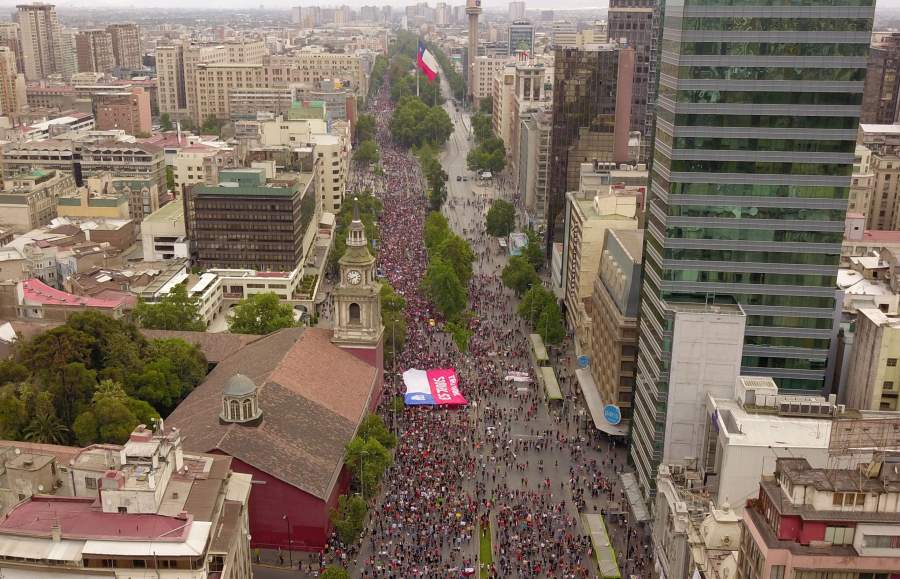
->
[666,205,846,221]
[659,109,860,130]
[660,88,862,108]
[663,226,844,244]
[670,17,873,32]
[682,0,872,5]
[661,158,853,177]
[667,40,871,57]
[663,180,850,199]
[663,248,840,266]
[666,64,866,83]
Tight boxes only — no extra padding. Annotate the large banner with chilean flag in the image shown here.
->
[402,368,467,406]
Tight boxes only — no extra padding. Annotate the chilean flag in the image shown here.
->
[417,39,439,83]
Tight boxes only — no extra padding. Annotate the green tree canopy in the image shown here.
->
[390,96,453,149]
[467,137,506,174]
[320,566,350,579]
[345,435,391,499]
[24,391,68,444]
[423,258,467,321]
[73,380,160,446]
[436,233,476,285]
[355,114,376,142]
[330,494,368,545]
[502,256,540,296]
[353,139,380,165]
[380,284,407,363]
[478,97,493,115]
[523,228,545,271]
[485,199,516,237]
[424,211,451,251]
[228,293,295,335]
[537,300,566,345]
[357,413,396,449]
[160,113,173,131]
[445,320,473,353]
[134,284,206,331]
[518,284,556,326]
[471,113,493,144]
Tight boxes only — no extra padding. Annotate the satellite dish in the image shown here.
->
[37,484,45,492]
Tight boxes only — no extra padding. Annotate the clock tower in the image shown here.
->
[332,201,383,366]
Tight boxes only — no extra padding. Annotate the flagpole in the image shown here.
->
[416,57,420,98]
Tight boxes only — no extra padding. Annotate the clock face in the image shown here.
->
[347,270,362,285]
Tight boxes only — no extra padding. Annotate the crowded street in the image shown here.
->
[307,75,654,578]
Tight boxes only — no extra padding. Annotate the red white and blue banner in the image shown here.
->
[403,368,467,406]
[417,39,439,83]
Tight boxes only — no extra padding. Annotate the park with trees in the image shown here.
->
[0,312,208,446]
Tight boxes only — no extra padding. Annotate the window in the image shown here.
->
[770,566,785,579]
[863,534,900,548]
[888,358,898,367]
[349,302,361,324]
[230,399,240,420]
[85,476,98,490]
[824,526,854,545]
[832,492,843,506]
[884,381,895,391]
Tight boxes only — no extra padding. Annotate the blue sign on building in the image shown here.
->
[577,355,589,368]
[603,404,622,426]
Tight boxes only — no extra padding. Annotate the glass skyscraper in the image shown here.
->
[631,0,875,493]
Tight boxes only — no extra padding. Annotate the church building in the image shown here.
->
[166,209,384,552]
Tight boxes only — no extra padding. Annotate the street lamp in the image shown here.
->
[282,513,293,568]
[359,449,370,499]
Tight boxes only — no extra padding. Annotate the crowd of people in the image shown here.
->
[325,83,653,578]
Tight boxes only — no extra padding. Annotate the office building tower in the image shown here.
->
[630,0,874,496]
[861,32,900,124]
[75,29,115,74]
[607,0,658,163]
[466,0,482,103]
[508,1,525,21]
[0,46,26,119]
[547,44,634,245]
[16,2,62,80]
[508,20,534,56]
[107,23,141,70]
[552,20,577,47]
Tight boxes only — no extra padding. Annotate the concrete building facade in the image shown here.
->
[845,307,900,411]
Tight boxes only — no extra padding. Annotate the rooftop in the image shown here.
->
[0,496,191,541]
[20,278,127,309]
[709,394,833,450]
[142,200,184,224]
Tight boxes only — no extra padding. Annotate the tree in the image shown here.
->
[390,96,453,148]
[502,256,540,296]
[357,413,396,449]
[229,293,295,335]
[478,97,493,115]
[0,360,28,385]
[423,211,451,251]
[467,137,506,174]
[518,285,556,326]
[437,233,475,285]
[165,166,176,191]
[146,338,207,399]
[0,384,27,440]
[160,113,173,131]
[485,199,516,237]
[445,320,472,353]
[353,139,380,165]
[355,114,376,143]
[201,115,224,136]
[74,380,160,446]
[423,258,467,321]
[537,300,566,345]
[24,392,68,444]
[17,325,94,375]
[135,284,206,331]
[380,284,407,364]
[321,566,350,579]
[345,436,391,499]
[471,113,493,144]
[523,228,545,271]
[330,494,368,545]
[48,362,96,430]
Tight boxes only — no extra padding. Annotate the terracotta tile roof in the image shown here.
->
[139,330,261,364]
[165,328,377,500]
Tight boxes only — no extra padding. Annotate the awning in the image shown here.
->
[575,368,628,436]
[581,513,621,579]
[619,472,650,522]
[529,333,548,362]
[540,366,562,401]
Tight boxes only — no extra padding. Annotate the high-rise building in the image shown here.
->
[607,0,657,163]
[184,168,317,271]
[631,0,874,496]
[107,23,142,70]
[0,22,25,75]
[75,29,115,74]
[861,32,900,125]
[466,0,482,102]
[547,44,634,244]
[508,1,526,21]
[57,28,75,80]
[551,20,577,47]
[508,20,534,56]
[15,2,62,80]
[0,46,26,119]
